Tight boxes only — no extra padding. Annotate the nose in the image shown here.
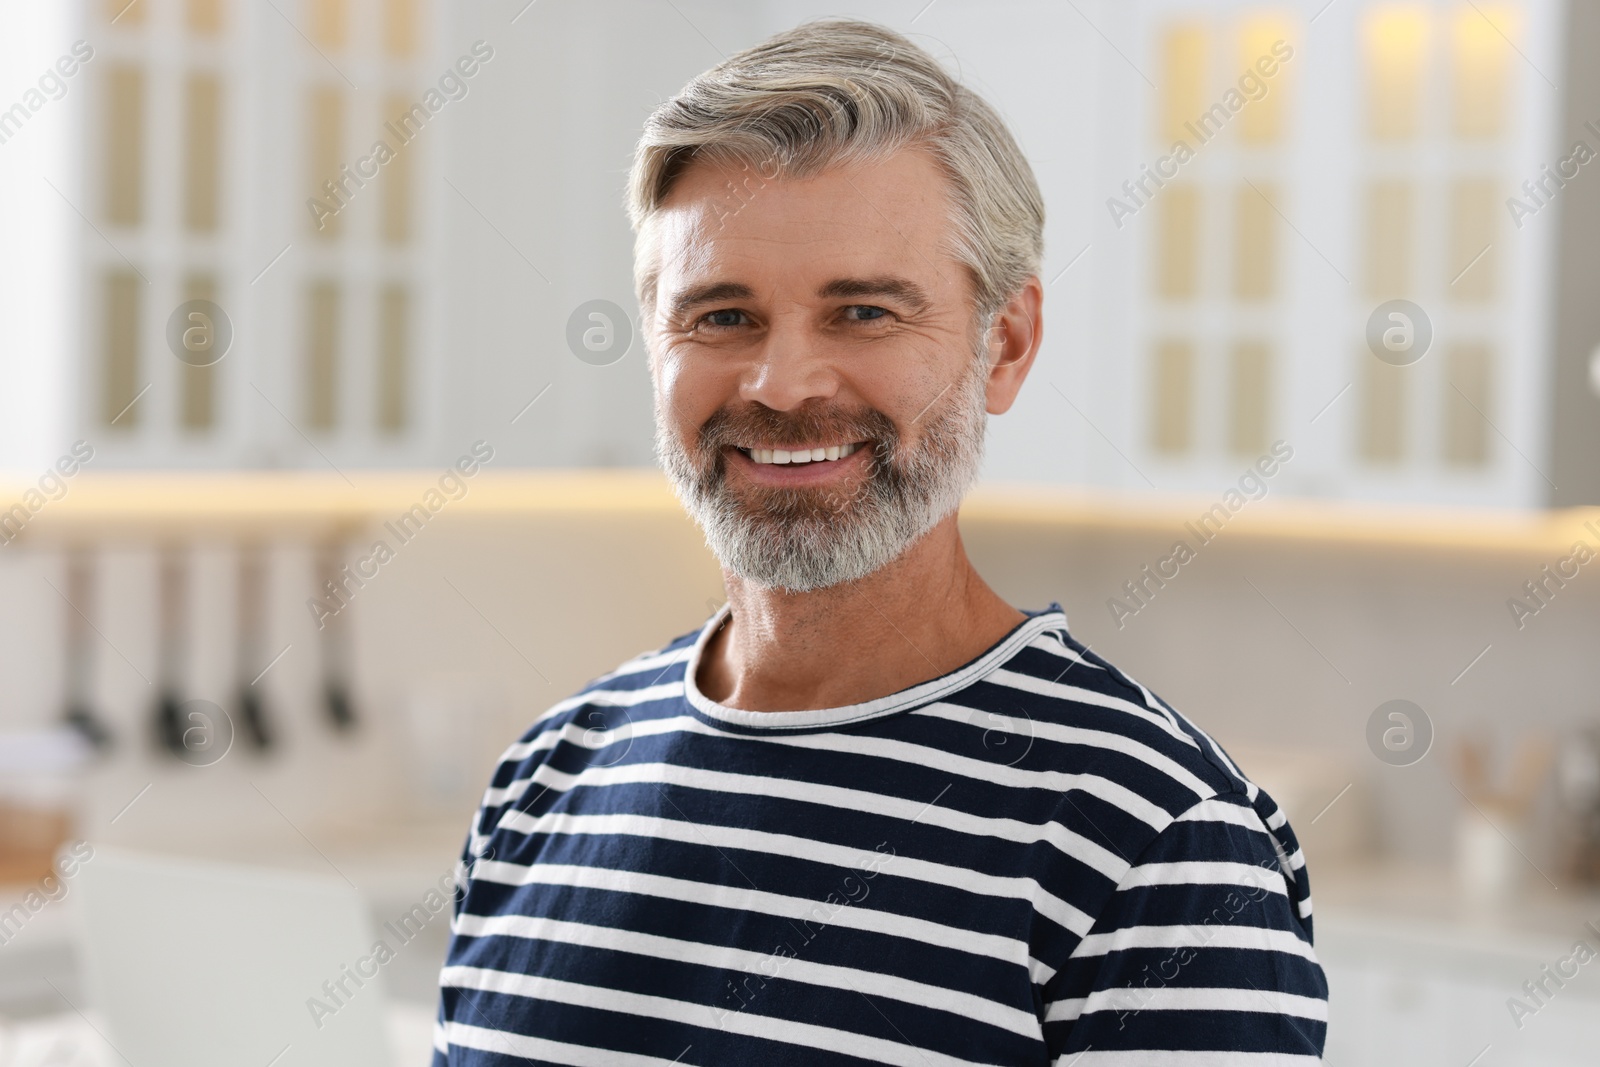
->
[737,323,841,412]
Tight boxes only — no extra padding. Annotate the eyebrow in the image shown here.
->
[668,282,754,320]
[818,276,933,315]
[666,275,933,320]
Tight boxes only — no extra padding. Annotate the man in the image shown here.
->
[433,18,1327,1065]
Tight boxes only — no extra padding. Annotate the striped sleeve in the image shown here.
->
[432,724,539,1066]
[1041,793,1328,1064]
[431,824,478,1067]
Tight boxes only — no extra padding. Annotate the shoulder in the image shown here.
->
[462,619,707,850]
[967,621,1305,868]
[973,619,1314,929]
[505,617,704,763]
[975,622,1253,807]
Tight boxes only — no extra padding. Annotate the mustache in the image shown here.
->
[696,404,899,455]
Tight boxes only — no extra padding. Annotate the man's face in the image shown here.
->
[644,146,995,592]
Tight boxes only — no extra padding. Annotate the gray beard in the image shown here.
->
[655,357,989,593]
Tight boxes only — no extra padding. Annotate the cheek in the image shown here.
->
[654,345,729,436]
[870,361,956,431]
[653,346,693,408]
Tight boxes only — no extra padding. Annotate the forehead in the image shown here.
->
[646,146,965,308]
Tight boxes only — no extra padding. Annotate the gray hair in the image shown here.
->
[626,18,1045,332]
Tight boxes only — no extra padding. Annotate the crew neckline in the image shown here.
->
[682,601,1069,732]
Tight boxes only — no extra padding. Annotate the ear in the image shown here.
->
[979,276,1043,415]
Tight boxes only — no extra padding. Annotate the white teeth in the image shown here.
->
[745,442,861,465]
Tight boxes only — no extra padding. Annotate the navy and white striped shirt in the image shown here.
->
[432,604,1328,1064]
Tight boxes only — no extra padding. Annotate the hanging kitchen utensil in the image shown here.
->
[62,548,113,751]
[154,546,188,757]
[316,541,357,732]
[235,544,274,751]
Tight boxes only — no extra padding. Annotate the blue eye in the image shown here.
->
[703,310,745,328]
[847,306,888,321]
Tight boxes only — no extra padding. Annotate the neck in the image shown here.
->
[695,512,1026,711]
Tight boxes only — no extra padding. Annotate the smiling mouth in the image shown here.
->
[732,442,865,466]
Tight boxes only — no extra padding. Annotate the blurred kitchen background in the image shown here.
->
[0,0,1598,1063]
